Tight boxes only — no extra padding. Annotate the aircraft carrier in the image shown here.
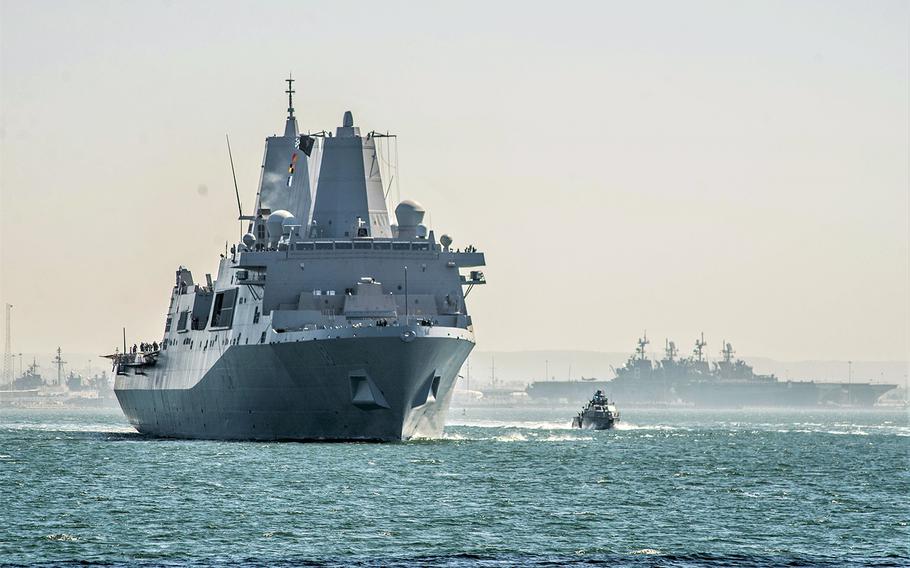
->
[526,334,897,408]
[111,79,486,441]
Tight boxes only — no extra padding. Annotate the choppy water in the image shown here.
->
[1,406,907,567]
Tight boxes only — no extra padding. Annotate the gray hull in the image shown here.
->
[115,335,472,441]
[572,416,617,430]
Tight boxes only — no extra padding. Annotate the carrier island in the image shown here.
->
[112,80,486,441]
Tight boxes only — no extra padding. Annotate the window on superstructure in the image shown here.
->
[210,288,238,328]
[177,311,189,332]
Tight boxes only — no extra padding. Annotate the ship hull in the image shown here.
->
[115,334,472,441]
[572,415,617,430]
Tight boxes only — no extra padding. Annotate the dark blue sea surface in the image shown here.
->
[1,406,907,567]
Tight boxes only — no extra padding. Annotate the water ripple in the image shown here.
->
[0,407,906,567]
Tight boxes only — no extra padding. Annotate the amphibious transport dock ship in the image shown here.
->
[112,80,486,441]
[527,335,897,408]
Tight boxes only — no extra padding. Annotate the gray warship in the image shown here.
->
[111,79,486,441]
[527,334,897,407]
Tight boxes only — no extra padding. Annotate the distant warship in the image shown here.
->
[527,334,897,407]
[111,79,486,441]
[0,348,114,408]
[572,390,619,430]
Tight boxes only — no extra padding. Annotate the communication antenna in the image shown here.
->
[226,135,244,240]
[665,338,678,361]
[285,74,295,120]
[721,340,734,363]
[694,332,707,362]
[53,347,66,387]
[636,331,650,360]
[2,304,11,387]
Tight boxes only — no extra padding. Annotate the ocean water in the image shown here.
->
[0,406,907,567]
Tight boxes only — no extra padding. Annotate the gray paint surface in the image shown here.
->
[117,334,471,441]
[114,89,486,441]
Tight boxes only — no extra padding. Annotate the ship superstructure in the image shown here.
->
[113,80,486,441]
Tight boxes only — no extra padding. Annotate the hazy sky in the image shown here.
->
[1,0,908,361]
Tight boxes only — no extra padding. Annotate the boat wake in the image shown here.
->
[2,422,136,434]
[444,419,573,430]
[437,427,597,443]
[612,422,683,431]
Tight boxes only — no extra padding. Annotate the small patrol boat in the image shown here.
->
[572,390,620,430]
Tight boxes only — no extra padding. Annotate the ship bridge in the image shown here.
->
[162,94,485,348]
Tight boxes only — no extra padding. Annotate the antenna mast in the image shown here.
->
[53,347,66,387]
[2,304,11,387]
[694,332,707,362]
[636,331,650,360]
[285,74,295,120]
[226,134,244,237]
[721,340,734,363]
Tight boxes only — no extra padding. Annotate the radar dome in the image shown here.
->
[415,224,428,238]
[267,210,294,240]
[242,233,256,248]
[395,200,425,228]
[440,234,453,249]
